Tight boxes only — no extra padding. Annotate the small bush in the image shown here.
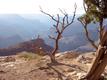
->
[18,52,41,61]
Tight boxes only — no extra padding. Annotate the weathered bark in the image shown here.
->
[50,54,57,63]
[79,1,107,79]
[87,51,107,80]
[50,35,59,63]
[80,31,107,80]
[81,47,106,80]
[85,45,105,77]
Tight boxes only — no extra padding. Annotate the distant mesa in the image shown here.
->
[0,36,53,56]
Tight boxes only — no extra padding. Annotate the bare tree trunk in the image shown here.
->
[50,35,59,63]
[41,7,76,63]
[81,46,106,80]
[50,54,56,63]
[81,31,107,80]
[86,51,107,80]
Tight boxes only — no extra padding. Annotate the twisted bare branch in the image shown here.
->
[48,35,56,40]
[78,18,98,49]
[40,4,77,63]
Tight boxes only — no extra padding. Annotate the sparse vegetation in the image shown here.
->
[0,51,101,80]
[18,52,42,61]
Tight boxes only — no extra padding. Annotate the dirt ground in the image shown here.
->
[0,52,106,80]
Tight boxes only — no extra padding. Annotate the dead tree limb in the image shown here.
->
[78,18,98,50]
[40,5,77,63]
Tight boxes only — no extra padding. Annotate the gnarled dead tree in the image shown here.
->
[79,0,107,80]
[78,0,107,50]
[40,5,77,63]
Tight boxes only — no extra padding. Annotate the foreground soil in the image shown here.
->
[0,51,107,80]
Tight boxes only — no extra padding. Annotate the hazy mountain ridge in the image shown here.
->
[0,35,24,48]
[46,29,98,52]
[0,14,99,54]
[0,14,49,40]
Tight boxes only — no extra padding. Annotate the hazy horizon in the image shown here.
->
[0,0,84,14]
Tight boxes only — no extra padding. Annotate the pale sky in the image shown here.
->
[0,0,84,14]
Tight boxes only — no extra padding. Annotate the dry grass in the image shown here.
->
[17,51,42,61]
